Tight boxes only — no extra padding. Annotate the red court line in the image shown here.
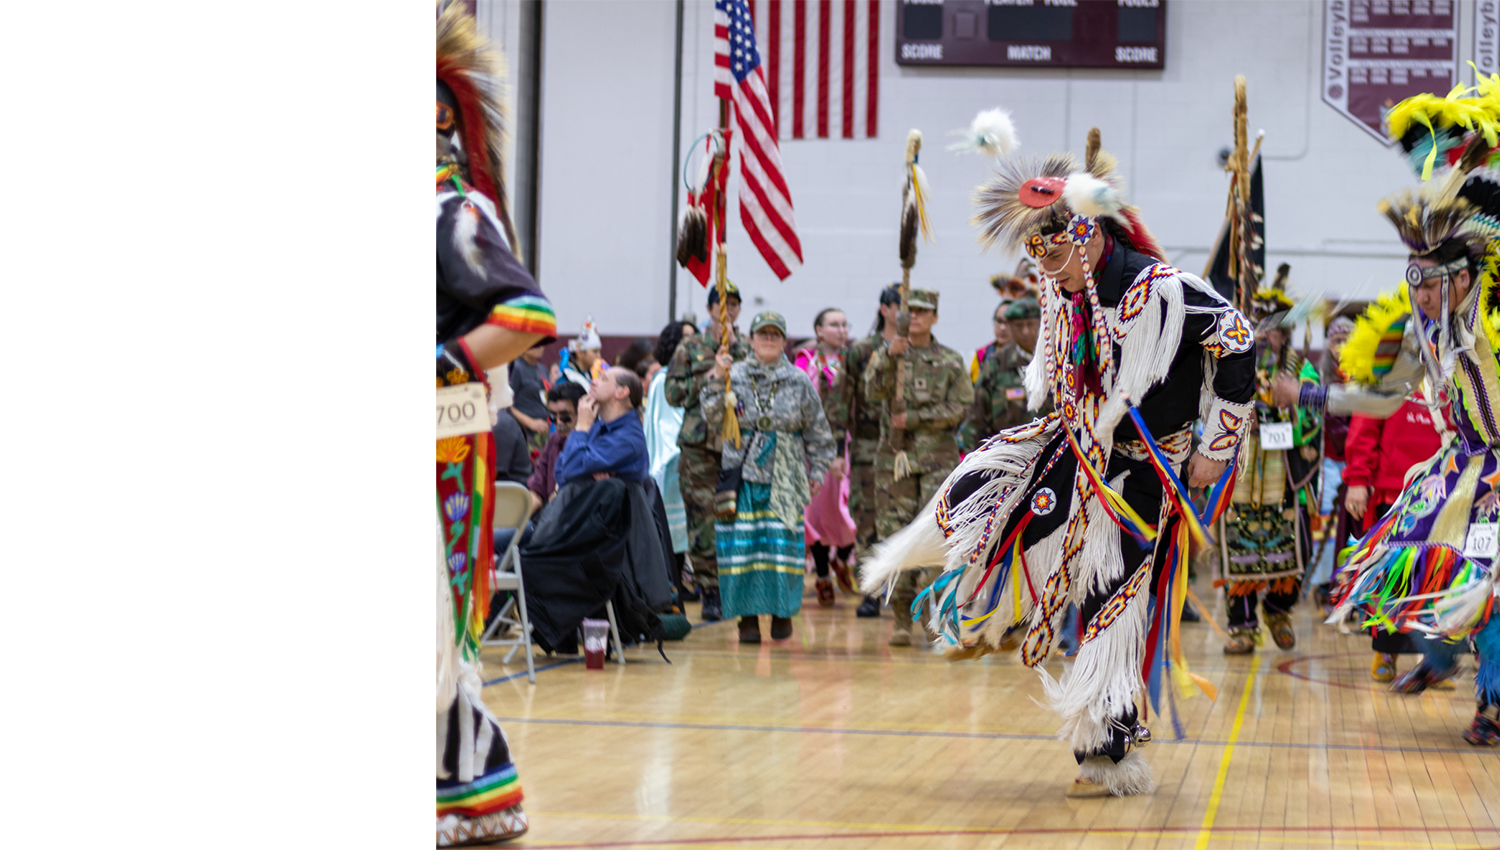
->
[529,823,1500,849]
[1277,651,1469,698]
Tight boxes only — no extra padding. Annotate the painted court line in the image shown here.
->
[515,822,1500,849]
[491,712,1493,756]
[1195,654,1261,849]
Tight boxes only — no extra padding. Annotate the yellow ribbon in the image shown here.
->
[1168,519,1218,701]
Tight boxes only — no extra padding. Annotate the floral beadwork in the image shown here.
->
[1025,233,1048,258]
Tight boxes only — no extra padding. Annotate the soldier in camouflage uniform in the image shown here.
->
[864,288,974,645]
[663,283,749,621]
[828,285,903,617]
[960,297,1047,452]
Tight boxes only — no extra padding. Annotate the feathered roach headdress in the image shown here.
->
[965,118,1164,261]
[437,2,519,252]
[1337,81,1500,384]
[1376,181,1484,259]
[990,257,1041,300]
[1249,263,1297,329]
[1380,77,1500,258]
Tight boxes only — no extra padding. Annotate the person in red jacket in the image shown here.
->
[1342,393,1447,683]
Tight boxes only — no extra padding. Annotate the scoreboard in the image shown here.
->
[895,0,1168,70]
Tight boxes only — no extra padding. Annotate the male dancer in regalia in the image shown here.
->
[863,125,1256,796]
[1276,83,1500,745]
[435,6,556,844]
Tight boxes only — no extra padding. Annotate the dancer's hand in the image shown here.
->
[1187,452,1227,490]
[1270,373,1301,407]
[1345,484,1369,520]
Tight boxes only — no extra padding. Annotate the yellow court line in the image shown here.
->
[1195,654,1261,850]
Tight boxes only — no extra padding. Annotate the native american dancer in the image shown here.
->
[435,6,556,844]
[1285,83,1500,745]
[862,116,1256,797]
[1219,268,1322,655]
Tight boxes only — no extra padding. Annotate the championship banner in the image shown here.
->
[1321,0,1459,144]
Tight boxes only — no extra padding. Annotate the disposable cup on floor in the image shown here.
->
[582,618,609,670]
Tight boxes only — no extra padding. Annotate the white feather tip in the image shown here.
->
[1063,172,1123,219]
[948,108,1018,158]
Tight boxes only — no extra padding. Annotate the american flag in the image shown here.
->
[751,0,880,141]
[715,0,803,280]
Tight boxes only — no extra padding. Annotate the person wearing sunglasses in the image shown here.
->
[526,381,586,514]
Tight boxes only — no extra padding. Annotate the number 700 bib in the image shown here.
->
[436,383,490,439]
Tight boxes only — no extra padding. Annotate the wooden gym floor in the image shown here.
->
[477,575,1500,849]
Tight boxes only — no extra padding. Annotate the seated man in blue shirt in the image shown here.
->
[555,367,649,485]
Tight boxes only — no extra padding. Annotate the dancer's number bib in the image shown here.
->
[1259,422,1294,450]
[1465,523,1498,560]
[436,383,489,439]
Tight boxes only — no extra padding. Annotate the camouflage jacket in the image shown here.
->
[959,343,1049,452]
[663,327,749,451]
[864,335,973,473]
[827,334,886,465]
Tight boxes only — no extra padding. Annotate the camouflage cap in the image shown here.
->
[1003,297,1041,320]
[749,310,787,336]
[908,288,939,310]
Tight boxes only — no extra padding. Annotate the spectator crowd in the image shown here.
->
[486,273,1441,668]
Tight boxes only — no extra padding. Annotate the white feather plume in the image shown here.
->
[454,201,487,278]
[1062,171,1124,220]
[948,108,1018,158]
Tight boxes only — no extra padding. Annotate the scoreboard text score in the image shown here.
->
[896,0,1168,70]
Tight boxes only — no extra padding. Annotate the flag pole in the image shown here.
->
[714,99,741,449]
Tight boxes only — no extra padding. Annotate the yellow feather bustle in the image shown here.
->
[1386,84,1500,152]
[1338,286,1411,385]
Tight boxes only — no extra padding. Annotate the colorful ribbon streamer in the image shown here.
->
[1124,406,1212,549]
[1060,424,1157,545]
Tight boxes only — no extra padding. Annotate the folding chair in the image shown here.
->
[603,600,626,666]
[481,482,536,683]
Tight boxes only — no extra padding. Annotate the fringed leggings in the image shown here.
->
[1414,615,1500,708]
[1071,452,1175,765]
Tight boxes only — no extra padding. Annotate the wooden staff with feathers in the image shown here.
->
[712,103,741,450]
[1229,76,1265,317]
[891,129,932,482]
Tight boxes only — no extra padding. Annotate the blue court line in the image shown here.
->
[482,617,730,686]
[491,715,1498,756]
